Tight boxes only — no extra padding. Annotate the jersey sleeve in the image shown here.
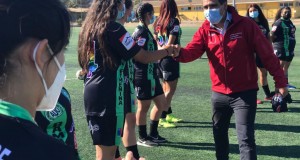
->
[271,20,281,35]
[108,22,141,61]
[169,18,180,36]
[132,26,148,50]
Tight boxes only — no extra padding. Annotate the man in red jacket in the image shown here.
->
[175,0,288,160]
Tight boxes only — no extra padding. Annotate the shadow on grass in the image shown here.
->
[254,123,300,133]
[162,142,300,159]
[175,121,212,128]
[256,107,300,113]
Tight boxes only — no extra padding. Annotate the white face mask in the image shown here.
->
[33,42,66,111]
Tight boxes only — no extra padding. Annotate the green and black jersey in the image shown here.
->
[84,21,140,117]
[0,101,77,160]
[154,18,182,81]
[35,87,79,158]
[132,24,158,80]
[272,18,296,55]
[154,18,182,47]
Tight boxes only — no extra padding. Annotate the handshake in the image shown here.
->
[164,44,181,57]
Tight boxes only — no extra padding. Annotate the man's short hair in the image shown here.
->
[219,0,227,4]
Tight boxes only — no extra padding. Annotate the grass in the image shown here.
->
[64,25,300,160]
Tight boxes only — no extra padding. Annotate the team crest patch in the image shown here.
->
[137,38,146,46]
[172,25,180,32]
[272,26,277,32]
[44,103,64,121]
[119,32,135,50]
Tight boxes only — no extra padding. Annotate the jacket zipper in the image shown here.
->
[219,35,228,94]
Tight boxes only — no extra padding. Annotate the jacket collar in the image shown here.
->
[202,6,243,30]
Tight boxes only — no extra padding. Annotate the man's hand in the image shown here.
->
[278,87,288,97]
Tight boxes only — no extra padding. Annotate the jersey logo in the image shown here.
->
[172,25,180,32]
[88,120,99,134]
[0,145,11,159]
[137,38,146,46]
[44,103,64,121]
[52,122,65,139]
[120,32,135,50]
[272,26,277,32]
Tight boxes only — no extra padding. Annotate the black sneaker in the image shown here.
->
[137,137,158,147]
[148,135,167,143]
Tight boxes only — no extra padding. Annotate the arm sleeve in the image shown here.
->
[271,20,281,36]
[108,23,141,61]
[169,18,180,36]
[132,27,147,50]
[175,27,206,63]
[251,21,287,88]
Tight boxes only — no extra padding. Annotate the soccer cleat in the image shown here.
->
[148,135,167,143]
[287,84,296,89]
[137,137,158,147]
[256,99,263,104]
[166,114,183,123]
[158,119,176,128]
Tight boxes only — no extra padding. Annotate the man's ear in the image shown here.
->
[33,39,49,70]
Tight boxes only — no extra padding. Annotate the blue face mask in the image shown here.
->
[117,4,126,20]
[204,8,223,24]
[150,15,156,24]
[249,11,259,18]
[127,11,135,22]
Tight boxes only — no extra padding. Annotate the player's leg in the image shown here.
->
[122,112,140,159]
[136,99,158,147]
[96,145,117,160]
[258,67,272,100]
[148,94,168,143]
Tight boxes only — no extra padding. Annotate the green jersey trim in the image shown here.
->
[115,60,126,145]
[0,100,35,124]
[41,103,68,142]
[281,21,290,56]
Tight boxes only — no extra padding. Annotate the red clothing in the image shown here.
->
[176,6,286,94]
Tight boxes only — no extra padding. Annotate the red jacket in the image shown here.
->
[176,6,286,94]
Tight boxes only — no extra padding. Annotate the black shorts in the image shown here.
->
[135,78,164,100]
[273,43,294,62]
[256,55,264,68]
[86,115,124,146]
[157,57,180,81]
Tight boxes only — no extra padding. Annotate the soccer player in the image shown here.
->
[0,0,77,159]
[35,87,80,159]
[246,4,274,104]
[115,0,140,159]
[132,3,171,147]
[153,0,183,127]
[78,0,178,159]
[271,7,297,90]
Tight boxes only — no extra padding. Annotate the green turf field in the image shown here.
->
[64,25,300,160]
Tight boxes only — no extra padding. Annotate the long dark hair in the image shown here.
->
[273,6,291,25]
[136,3,154,27]
[153,0,180,34]
[0,0,70,77]
[78,0,120,72]
[246,4,269,32]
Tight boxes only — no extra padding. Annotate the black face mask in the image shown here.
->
[283,13,291,19]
